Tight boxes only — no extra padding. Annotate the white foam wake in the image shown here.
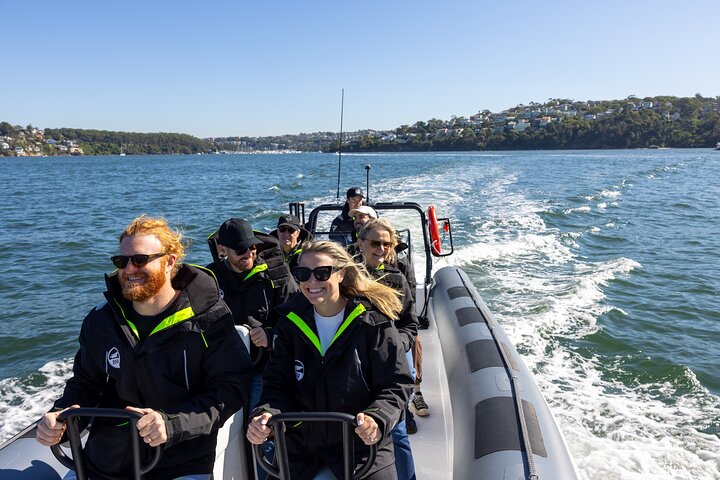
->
[429,163,720,478]
[0,359,74,442]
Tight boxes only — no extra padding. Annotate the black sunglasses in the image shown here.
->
[293,265,337,282]
[233,244,257,256]
[111,253,166,269]
[278,225,298,234]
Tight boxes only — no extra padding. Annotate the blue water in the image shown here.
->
[1,150,719,478]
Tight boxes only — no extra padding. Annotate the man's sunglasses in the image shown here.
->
[293,265,337,282]
[111,253,166,269]
[278,225,298,234]
[363,239,393,249]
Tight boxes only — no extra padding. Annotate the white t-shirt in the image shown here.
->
[314,308,345,355]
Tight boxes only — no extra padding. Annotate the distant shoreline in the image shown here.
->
[5,146,718,160]
[3,94,719,156]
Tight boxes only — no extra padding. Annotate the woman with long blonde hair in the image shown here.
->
[247,240,412,480]
[358,217,420,478]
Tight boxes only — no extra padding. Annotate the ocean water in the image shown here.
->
[0,150,718,478]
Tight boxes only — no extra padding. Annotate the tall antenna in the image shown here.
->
[365,164,371,204]
[336,88,344,200]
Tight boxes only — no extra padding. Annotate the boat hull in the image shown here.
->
[428,266,578,479]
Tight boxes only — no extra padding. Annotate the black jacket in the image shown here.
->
[395,243,417,303]
[367,263,418,353]
[53,265,252,479]
[285,246,302,271]
[329,204,355,246]
[205,258,298,372]
[254,294,412,480]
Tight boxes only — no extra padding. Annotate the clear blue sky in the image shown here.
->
[3,0,719,138]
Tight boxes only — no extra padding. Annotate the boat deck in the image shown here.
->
[408,297,453,479]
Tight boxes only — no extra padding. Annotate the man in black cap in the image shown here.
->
[329,187,364,246]
[205,218,297,410]
[270,214,310,270]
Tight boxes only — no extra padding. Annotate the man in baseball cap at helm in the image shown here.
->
[329,187,364,246]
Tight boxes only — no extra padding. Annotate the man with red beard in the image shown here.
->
[36,215,252,480]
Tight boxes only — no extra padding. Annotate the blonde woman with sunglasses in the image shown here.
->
[357,217,420,478]
[247,240,412,480]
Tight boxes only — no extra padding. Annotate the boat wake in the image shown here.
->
[391,162,720,479]
[0,359,73,443]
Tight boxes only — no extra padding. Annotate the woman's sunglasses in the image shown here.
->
[278,225,298,234]
[293,265,336,282]
[111,253,166,269]
[363,239,393,249]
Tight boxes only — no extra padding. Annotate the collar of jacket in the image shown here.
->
[287,302,366,356]
[210,258,269,291]
[286,246,302,260]
[105,264,223,338]
[370,262,402,276]
[221,258,268,282]
[241,262,268,281]
[277,294,389,337]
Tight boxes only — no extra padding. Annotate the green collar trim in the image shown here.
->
[149,306,195,336]
[244,263,268,281]
[287,312,322,353]
[286,303,366,356]
[113,299,139,338]
[330,303,366,348]
[113,298,194,339]
[286,248,302,260]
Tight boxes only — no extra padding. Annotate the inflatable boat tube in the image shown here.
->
[429,266,579,479]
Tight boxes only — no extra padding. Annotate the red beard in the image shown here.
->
[120,262,167,302]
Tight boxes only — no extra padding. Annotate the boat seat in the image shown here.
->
[212,325,252,479]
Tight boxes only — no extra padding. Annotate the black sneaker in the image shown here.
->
[411,392,430,417]
[406,408,417,434]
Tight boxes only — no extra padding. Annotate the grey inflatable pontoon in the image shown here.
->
[410,265,579,479]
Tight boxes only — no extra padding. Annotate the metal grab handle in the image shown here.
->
[253,412,378,480]
[50,407,162,480]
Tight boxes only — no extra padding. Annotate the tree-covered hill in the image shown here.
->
[0,123,214,156]
[44,128,214,155]
[338,95,720,152]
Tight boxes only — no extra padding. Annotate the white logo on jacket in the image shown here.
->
[294,360,304,381]
[107,347,121,369]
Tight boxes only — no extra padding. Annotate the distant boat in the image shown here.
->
[715,142,720,150]
[119,145,126,156]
